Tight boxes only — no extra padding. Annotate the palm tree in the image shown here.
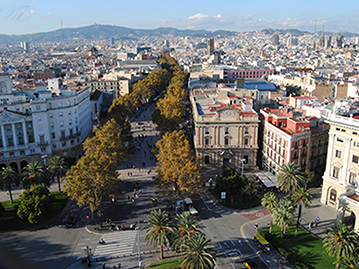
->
[292,187,311,237]
[323,223,358,269]
[145,209,173,259]
[49,156,67,192]
[22,162,44,189]
[171,211,203,252]
[181,233,216,269]
[0,167,19,203]
[261,191,278,233]
[272,199,295,238]
[276,162,304,194]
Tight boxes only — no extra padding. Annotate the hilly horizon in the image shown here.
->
[0,24,358,45]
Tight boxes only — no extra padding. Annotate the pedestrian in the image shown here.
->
[309,222,312,229]
[102,263,106,269]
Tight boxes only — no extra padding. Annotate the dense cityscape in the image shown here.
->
[0,8,359,269]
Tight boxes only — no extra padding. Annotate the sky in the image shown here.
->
[0,0,358,35]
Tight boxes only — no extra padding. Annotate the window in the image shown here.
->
[39,135,45,144]
[244,138,249,145]
[335,150,342,159]
[225,127,229,134]
[352,155,359,164]
[244,127,249,134]
[205,137,209,145]
[51,132,55,139]
[38,116,42,122]
[59,112,63,117]
[49,113,53,119]
[205,127,209,134]
[204,155,210,164]
[294,142,298,149]
[69,119,72,126]
[60,121,64,128]
[332,167,340,179]
[36,105,41,111]
[50,122,54,129]
[225,137,229,145]
[354,141,359,147]
[330,189,337,202]
[337,137,344,143]
[349,172,357,185]
[39,125,43,131]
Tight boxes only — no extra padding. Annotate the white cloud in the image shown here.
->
[154,13,357,33]
[188,13,209,20]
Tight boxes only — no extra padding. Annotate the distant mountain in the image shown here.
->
[0,25,357,45]
[0,24,236,45]
[262,28,359,38]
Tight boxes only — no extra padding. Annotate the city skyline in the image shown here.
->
[0,0,358,35]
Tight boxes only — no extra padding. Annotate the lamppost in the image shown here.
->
[240,158,246,176]
[84,245,92,266]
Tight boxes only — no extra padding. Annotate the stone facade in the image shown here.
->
[321,114,359,231]
[191,88,259,177]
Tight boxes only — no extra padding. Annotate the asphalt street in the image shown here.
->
[0,101,276,269]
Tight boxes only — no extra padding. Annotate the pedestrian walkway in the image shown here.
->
[200,192,230,215]
[93,231,137,260]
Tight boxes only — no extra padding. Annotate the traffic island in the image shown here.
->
[259,225,336,269]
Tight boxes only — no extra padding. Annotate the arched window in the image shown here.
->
[330,189,337,202]
[204,156,210,164]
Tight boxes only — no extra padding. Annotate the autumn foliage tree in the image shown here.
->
[155,130,203,200]
[65,119,127,219]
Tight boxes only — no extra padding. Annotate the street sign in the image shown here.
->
[221,192,226,199]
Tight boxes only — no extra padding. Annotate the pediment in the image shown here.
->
[0,110,25,123]
[217,107,239,119]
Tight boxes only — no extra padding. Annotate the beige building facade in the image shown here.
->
[321,114,359,231]
[191,88,259,177]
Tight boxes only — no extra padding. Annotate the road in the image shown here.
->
[0,101,274,269]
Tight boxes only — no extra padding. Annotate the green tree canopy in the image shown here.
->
[145,209,173,260]
[272,198,295,238]
[17,184,53,224]
[180,233,216,269]
[261,191,279,233]
[323,223,359,269]
[276,162,304,194]
[49,156,67,193]
[0,166,20,203]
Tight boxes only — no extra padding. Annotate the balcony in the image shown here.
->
[37,141,49,146]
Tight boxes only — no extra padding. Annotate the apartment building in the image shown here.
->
[260,107,311,173]
[190,87,259,177]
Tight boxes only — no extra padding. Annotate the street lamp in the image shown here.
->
[84,245,92,266]
[240,158,246,177]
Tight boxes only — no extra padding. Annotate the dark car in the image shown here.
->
[243,259,258,269]
[66,215,76,228]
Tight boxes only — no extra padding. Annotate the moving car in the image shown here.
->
[254,233,271,252]
[243,259,258,269]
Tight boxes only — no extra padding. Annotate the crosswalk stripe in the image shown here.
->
[93,231,137,258]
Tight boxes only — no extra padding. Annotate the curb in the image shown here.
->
[85,226,104,236]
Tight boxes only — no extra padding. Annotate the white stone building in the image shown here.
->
[0,73,92,172]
